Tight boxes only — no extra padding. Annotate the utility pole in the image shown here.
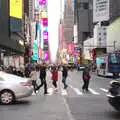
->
[113,41,117,51]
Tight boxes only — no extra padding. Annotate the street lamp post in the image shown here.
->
[113,41,117,51]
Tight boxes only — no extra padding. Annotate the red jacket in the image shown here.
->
[51,71,58,81]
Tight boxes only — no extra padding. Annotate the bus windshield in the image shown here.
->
[109,53,120,64]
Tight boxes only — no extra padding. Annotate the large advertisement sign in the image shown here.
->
[93,0,109,22]
[39,0,46,5]
[10,0,22,19]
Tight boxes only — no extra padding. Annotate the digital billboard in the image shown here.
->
[44,51,49,61]
[43,31,48,42]
[41,18,48,26]
[39,0,46,5]
[10,0,23,19]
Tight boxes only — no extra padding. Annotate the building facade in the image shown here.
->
[63,0,74,44]
[77,0,93,44]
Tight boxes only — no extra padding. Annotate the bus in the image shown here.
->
[96,52,120,77]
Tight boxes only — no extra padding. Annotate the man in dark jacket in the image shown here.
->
[62,66,68,89]
[37,64,48,94]
[82,66,91,92]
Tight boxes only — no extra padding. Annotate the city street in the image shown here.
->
[0,71,120,120]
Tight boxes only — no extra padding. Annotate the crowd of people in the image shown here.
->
[29,63,69,94]
[0,63,92,95]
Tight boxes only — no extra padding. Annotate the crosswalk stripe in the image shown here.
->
[88,88,100,95]
[61,89,68,95]
[47,88,53,96]
[100,88,108,93]
[69,85,83,95]
[32,92,36,96]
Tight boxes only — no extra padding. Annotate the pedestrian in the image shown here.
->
[36,64,48,94]
[62,65,68,89]
[51,66,58,91]
[29,67,38,94]
[82,66,91,92]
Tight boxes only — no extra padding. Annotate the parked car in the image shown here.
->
[0,71,33,104]
[77,64,85,71]
[107,80,120,111]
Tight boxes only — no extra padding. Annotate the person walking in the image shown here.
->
[82,66,91,92]
[30,67,38,94]
[37,64,48,94]
[51,66,58,91]
[62,65,68,89]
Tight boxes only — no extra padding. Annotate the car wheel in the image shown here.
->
[0,90,15,105]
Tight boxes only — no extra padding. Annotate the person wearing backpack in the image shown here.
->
[82,66,91,92]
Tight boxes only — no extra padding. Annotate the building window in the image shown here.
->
[83,3,89,9]
[103,32,106,35]
[99,38,101,41]
[78,2,89,10]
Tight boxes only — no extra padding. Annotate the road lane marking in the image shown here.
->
[47,88,53,96]
[69,85,83,95]
[61,89,68,96]
[88,88,100,95]
[100,88,108,93]
[62,96,76,120]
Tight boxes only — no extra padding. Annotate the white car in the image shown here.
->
[0,71,33,104]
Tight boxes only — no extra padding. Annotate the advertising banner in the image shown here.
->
[44,51,49,61]
[43,31,48,42]
[10,0,22,19]
[39,0,46,5]
[41,18,48,26]
[93,0,109,22]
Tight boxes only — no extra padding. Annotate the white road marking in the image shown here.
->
[32,92,36,96]
[69,85,83,95]
[62,96,76,120]
[88,88,100,95]
[61,89,68,95]
[47,88,53,96]
[100,88,108,93]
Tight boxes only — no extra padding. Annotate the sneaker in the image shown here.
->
[54,88,58,92]
[44,92,49,95]
[64,85,68,89]
[36,90,39,94]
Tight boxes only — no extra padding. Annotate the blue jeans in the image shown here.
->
[62,76,68,89]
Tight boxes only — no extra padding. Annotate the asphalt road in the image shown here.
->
[0,70,120,120]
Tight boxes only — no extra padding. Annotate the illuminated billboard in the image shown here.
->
[41,18,48,26]
[44,51,49,61]
[40,11,48,18]
[10,0,23,19]
[39,0,46,5]
[43,31,48,42]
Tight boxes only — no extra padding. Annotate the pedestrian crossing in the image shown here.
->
[32,85,108,97]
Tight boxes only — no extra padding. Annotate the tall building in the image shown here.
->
[63,0,74,44]
[0,0,25,65]
[77,0,93,44]
[109,0,120,22]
